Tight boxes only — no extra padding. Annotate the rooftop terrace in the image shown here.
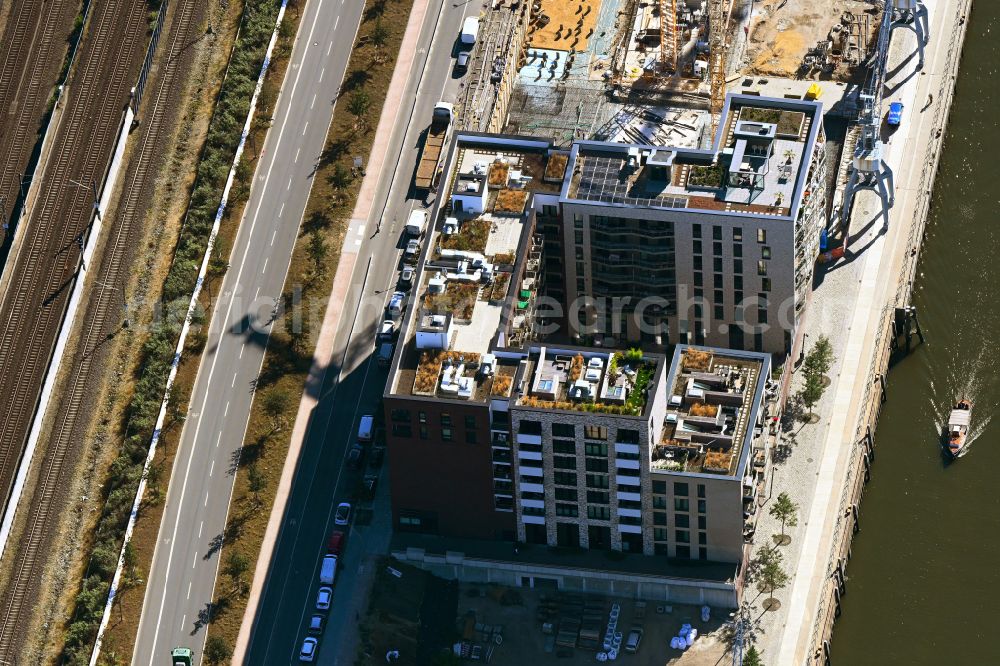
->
[564,96,821,217]
[652,346,770,477]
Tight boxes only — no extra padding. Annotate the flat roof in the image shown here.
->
[563,94,823,219]
[654,345,771,479]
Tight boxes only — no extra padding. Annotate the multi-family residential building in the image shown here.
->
[382,123,780,603]
[557,94,827,353]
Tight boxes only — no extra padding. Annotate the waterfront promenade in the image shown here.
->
[747,0,973,661]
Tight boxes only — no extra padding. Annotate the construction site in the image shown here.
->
[496,0,882,147]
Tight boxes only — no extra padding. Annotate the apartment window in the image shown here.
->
[698,532,707,545]
[653,496,667,509]
[418,411,427,424]
[655,543,670,555]
[521,491,545,501]
[441,413,452,427]
[555,488,576,501]
[674,482,689,496]
[399,515,422,527]
[762,246,773,260]
[693,239,703,254]
[392,424,412,437]
[713,241,723,256]
[574,214,584,228]
[734,275,743,290]
[714,289,724,303]
[523,506,545,516]
[587,490,609,504]
[442,427,453,442]
[762,277,772,292]
[588,506,611,520]
[554,471,577,486]
[714,273,724,289]
[586,474,609,489]
[713,257,723,272]
[734,243,743,258]
[676,545,691,558]
[616,428,640,444]
[465,431,478,444]
[553,456,576,470]
[552,423,576,438]
[714,304,724,322]
[676,514,690,528]
[465,415,477,429]
[675,498,690,512]
[758,308,768,324]
[585,442,608,456]
[574,230,584,244]
[391,409,410,423]
[616,451,640,461]
[652,480,667,494]
[419,426,428,440]
[733,228,743,242]
[556,503,579,517]
[576,279,586,292]
[584,425,607,440]
[734,259,743,274]
[520,442,542,453]
[698,500,707,514]
[519,420,542,435]
[698,515,707,529]
[676,529,691,544]
[620,516,642,526]
[712,225,722,240]
[757,229,767,243]
[693,256,703,271]
[553,440,576,454]
[654,512,667,526]
[694,271,703,287]
[585,458,608,473]
[619,499,642,510]
[693,223,702,237]
[757,260,768,276]
[699,547,708,560]
[654,528,669,541]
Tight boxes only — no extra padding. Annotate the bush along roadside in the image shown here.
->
[57,1,285,663]
[200,0,415,655]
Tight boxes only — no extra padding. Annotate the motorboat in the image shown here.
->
[943,399,972,458]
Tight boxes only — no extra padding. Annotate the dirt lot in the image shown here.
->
[529,0,601,52]
[747,0,877,80]
[455,583,730,666]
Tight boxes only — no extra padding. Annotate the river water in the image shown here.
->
[830,5,1000,664]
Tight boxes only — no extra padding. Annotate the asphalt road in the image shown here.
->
[131,0,366,663]
[241,0,480,663]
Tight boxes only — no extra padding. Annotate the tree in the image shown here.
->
[307,228,328,275]
[262,387,292,431]
[247,463,266,508]
[327,162,353,191]
[803,334,833,379]
[799,367,824,419]
[204,636,232,664]
[744,645,764,666]
[348,90,371,129]
[768,492,799,545]
[225,550,250,594]
[370,19,389,62]
[755,547,789,610]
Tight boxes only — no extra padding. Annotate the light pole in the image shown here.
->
[796,332,809,368]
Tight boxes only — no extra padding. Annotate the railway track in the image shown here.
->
[0,0,78,241]
[0,0,206,660]
[0,0,148,657]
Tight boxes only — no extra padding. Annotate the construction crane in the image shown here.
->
[708,0,737,138]
[659,0,678,74]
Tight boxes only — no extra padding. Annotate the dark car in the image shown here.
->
[368,445,385,469]
[363,474,379,499]
[327,530,346,556]
[347,443,365,469]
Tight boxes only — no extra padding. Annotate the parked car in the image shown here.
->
[315,586,332,610]
[347,443,364,469]
[377,342,394,369]
[363,474,379,499]
[319,554,337,584]
[334,502,352,526]
[455,51,470,72]
[378,319,396,341]
[387,291,407,321]
[399,266,414,289]
[887,101,904,126]
[404,238,421,261]
[299,636,318,662]
[368,445,385,469]
[357,415,374,442]
[624,626,643,653]
[327,530,346,555]
[308,613,326,634]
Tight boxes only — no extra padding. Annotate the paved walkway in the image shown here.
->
[232,0,433,659]
[745,0,970,662]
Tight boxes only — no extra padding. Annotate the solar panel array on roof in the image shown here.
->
[576,156,688,209]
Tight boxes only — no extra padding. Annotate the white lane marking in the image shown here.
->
[209,460,215,477]
[279,202,285,217]
[186,582,192,600]
[239,344,245,359]
[192,553,198,569]
[223,402,229,417]
[311,93,317,109]
[319,67,325,82]
[327,40,333,56]
[215,431,222,448]
[147,0,330,659]
[286,177,292,190]
[271,229,277,245]
[180,615,186,631]
[334,16,339,31]
[255,287,260,300]
[204,492,209,507]
[294,147,300,163]
[231,372,238,388]
[262,257,269,273]
[198,521,203,539]
[302,121,309,136]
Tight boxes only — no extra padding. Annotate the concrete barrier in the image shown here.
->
[88,2,289,664]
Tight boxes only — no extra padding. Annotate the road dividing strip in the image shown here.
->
[0,105,134,564]
[87,3,290,664]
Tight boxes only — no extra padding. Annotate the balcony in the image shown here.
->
[614,443,640,456]
[522,499,545,509]
[517,433,542,446]
[618,473,641,486]
[619,524,642,534]
[518,449,543,461]
[617,508,642,519]
[522,514,545,525]
[518,481,544,494]
[616,459,641,471]
[520,464,543,477]
[616,490,642,502]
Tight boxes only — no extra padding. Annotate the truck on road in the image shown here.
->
[415,102,454,191]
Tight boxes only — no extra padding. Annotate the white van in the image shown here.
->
[461,16,479,46]
[358,415,374,442]
[319,554,337,584]
[405,209,427,236]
